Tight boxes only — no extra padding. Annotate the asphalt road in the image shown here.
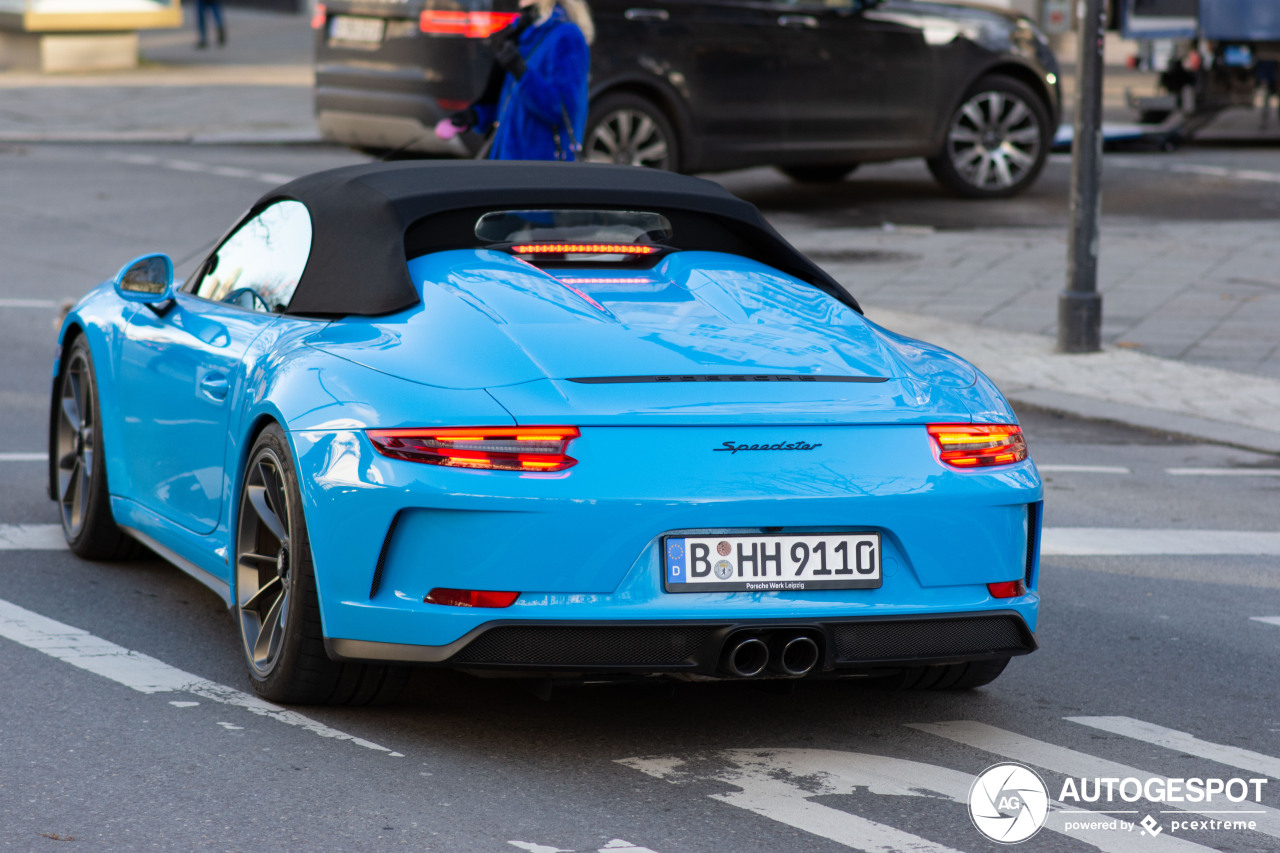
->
[1,143,1278,852]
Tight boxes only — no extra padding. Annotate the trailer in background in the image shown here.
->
[1121,0,1279,137]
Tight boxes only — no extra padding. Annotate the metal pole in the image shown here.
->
[1058,0,1105,353]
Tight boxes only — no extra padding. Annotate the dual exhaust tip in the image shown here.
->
[722,633,821,678]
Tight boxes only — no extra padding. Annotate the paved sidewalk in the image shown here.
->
[1,7,1278,454]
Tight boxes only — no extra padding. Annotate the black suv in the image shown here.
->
[313,0,1061,197]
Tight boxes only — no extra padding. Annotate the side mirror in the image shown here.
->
[114,254,175,304]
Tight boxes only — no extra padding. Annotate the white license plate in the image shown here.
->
[330,15,386,44]
[664,532,881,592]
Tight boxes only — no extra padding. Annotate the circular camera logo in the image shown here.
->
[968,762,1049,844]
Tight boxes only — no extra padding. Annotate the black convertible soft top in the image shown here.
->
[260,161,857,317]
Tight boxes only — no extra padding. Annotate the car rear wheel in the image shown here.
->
[889,656,1010,690]
[927,75,1050,199]
[235,424,405,705]
[584,93,679,170]
[55,337,141,560]
[778,163,859,183]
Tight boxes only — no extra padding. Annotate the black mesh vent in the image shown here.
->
[1025,502,1040,588]
[368,512,401,599]
[452,625,718,667]
[832,616,1031,663]
[567,374,886,384]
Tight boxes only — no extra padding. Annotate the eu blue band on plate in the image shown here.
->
[666,539,686,583]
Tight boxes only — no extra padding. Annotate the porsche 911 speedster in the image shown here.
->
[50,161,1042,704]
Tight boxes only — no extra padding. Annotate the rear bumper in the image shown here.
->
[326,611,1037,675]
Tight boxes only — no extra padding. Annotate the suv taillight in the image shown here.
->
[418,10,519,37]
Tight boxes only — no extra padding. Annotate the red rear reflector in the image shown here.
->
[926,424,1028,469]
[367,426,580,471]
[310,3,326,29]
[419,10,518,37]
[437,98,471,111]
[426,588,519,608]
[988,580,1027,599]
[511,243,658,255]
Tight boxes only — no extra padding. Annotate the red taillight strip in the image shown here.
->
[367,426,580,472]
[511,243,658,255]
[927,424,1028,469]
[310,2,326,28]
[426,588,519,608]
[419,10,518,37]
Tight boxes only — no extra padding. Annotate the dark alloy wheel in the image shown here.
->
[927,75,1051,199]
[584,93,679,170]
[235,424,405,705]
[54,337,140,560]
[778,163,859,184]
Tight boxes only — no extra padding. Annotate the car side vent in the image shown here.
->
[369,511,402,599]
[567,374,888,384]
[1025,501,1040,589]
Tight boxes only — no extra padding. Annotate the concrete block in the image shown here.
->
[0,30,137,72]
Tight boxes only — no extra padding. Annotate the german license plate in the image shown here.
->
[330,15,385,44]
[664,532,882,592]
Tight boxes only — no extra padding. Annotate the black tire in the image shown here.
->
[927,75,1051,199]
[235,424,406,705]
[584,92,679,171]
[53,337,142,560]
[778,163,859,183]
[888,657,1010,690]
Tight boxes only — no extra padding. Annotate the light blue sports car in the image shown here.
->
[50,162,1041,704]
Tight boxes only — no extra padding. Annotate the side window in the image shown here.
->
[192,200,312,313]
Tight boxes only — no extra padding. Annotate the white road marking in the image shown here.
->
[0,524,66,550]
[0,597,403,756]
[0,298,59,308]
[620,749,1209,852]
[1166,468,1280,477]
[508,843,573,853]
[1038,465,1132,474]
[1067,716,1280,779]
[1042,528,1280,556]
[1250,616,1280,627]
[599,841,660,852]
[911,722,1279,837]
[103,151,295,186]
[1105,157,1280,184]
[0,452,45,461]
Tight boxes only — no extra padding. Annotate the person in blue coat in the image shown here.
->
[435,0,592,160]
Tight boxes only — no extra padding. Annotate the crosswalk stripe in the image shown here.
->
[1251,617,1280,627]
[0,597,402,756]
[1067,717,1280,779]
[0,453,46,462]
[1042,528,1280,556]
[620,749,1214,852]
[0,524,66,550]
[910,722,1280,837]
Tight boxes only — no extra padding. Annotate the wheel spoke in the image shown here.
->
[948,127,982,144]
[960,102,985,129]
[991,151,1015,186]
[252,589,284,667]
[1006,127,1041,144]
[954,146,984,170]
[634,139,668,164]
[591,124,618,156]
[243,573,282,614]
[986,92,1005,124]
[1001,143,1035,170]
[246,483,286,542]
[60,396,80,433]
[61,458,80,505]
[974,155,993,187]
[615,111,633,145]
[1000,101,1029,132]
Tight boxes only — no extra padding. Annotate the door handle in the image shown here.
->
[199,372,229,401]
[777,14,818,27]
[625,7,669,21]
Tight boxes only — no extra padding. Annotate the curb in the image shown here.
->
[0,130,326,145]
